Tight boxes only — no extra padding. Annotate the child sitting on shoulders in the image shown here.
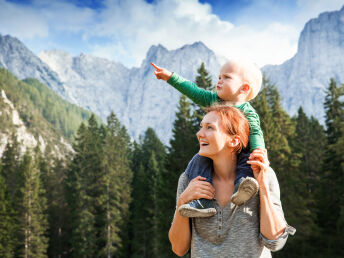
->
[152,59,265,217]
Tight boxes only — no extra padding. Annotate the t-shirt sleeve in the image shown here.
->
[167,72,218,107]
[176,172,188,202]
[259,168,296,252]
[172,172,189,221]
[239,103,265,151]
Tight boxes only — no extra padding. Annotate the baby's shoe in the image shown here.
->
[231,177,259,206]
[178,198,216,218]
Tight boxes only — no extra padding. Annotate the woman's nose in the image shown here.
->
[197,128,204,138]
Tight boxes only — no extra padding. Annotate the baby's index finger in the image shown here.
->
[151,62,161,70]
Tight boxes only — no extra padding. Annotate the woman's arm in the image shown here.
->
[258,178,286,239]
[247,149,289,242]
[168,198,192,256]
[169,175,215,256]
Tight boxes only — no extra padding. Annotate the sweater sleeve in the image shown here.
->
[167,72,218,107]
[259,168,296,252]
[236,103,265,151]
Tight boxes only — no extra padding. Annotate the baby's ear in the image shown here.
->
[242,84,251,93]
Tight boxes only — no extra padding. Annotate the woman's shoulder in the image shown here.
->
[266,167,281,200]
[178,172,188,185]
[267,167,278,181]
[267,168,279,183]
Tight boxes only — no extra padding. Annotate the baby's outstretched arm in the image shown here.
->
[151,62,172,81]
[151,62,218,107]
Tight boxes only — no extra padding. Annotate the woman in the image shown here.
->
[169,105,295,257]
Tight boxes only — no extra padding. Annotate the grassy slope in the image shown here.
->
[0,68,102,152]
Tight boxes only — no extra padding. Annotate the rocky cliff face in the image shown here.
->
[262,6,344,122]
[0,89,73,158]
[0,34,71,102]
[39,42,221,143]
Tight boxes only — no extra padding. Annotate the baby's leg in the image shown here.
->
[179,153,216,218]
[231,146,259,206]
[234,147,254,185]
[185,153,213,184]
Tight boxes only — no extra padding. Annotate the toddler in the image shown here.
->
[152,60,265,217]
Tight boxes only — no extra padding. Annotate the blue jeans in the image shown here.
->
[185,147,253,186]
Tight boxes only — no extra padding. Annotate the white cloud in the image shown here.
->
[1,0,343,68]
[38,1,95,33]
[88,0,296,67]
[0,0,49,39]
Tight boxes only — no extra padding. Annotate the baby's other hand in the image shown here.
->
[249,148,269,166]
[151,62,173,81]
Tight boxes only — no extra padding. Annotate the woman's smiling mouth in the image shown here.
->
[200,141,209,146]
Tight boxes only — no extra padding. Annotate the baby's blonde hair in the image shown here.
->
[227,59,262,101]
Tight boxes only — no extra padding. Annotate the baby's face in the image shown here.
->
[216,62,244,102]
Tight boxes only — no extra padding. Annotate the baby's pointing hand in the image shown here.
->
[151,62,173,81]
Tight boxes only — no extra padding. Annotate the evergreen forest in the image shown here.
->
[0,64,344,257]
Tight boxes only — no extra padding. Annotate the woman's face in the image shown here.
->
[197,111,233,158]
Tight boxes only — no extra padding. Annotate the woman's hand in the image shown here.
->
[151,62,173,81]
[247,148,270,186]
[178,176,215,207]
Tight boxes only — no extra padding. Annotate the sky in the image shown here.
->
[0,0,343,68]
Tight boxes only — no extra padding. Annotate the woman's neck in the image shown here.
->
[212,152,237,181]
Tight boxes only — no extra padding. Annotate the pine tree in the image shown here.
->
[1,134,21,204]
[130,128,166,258]
[66,113,133,257]
[19,150,49,258]
[101,112,132,258]
[40,153,69,258]
[195,63,214,91]
[192,63,214,125]
[324,78,343,144]
[317,78,344,256]
[0,135,22,257]
[281,108,324,256]
[333,121,344,244]
[0,164,16,257]
[64,123,87,256]
[155,95,200,257]
[65,115,105,257]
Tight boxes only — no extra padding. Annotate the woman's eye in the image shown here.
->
[207,126,213,130]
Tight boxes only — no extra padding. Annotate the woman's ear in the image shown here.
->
[228,135,240,148]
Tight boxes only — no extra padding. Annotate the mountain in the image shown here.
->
[38,42,221,143]
[262,5,344,122]
[0,34,73,103]
[1,6,343,143]
[0,68,98,157]
[37,49,131,123]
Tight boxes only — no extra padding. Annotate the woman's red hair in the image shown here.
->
[206,105,249,154]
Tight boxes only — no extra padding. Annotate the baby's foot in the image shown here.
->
[231,177,259,206]
[178,198,216,218]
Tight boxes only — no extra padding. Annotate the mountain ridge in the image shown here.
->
[1,6,343,143]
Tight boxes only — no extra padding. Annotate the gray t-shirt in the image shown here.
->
[175,169,295,258]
